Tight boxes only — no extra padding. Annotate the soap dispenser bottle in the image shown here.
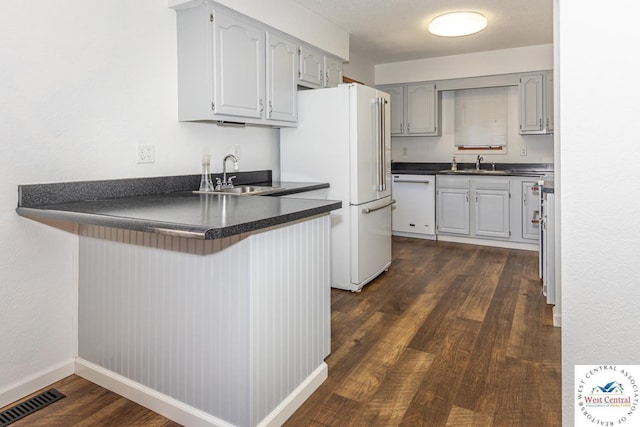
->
[451,156,458,171]
[199,154,214,192]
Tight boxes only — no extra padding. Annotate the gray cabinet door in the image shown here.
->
[324,56,343,87]
[474,189,510,239]
[298,45,323,88]
[406,83,437,135]
[522,181,541,240]
[213,11,264,118]
[437,188,470,235]
[385,85,404,135]
[266,32,297,122]
[519,73,544,133]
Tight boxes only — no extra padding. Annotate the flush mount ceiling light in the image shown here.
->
[429,11,488,37]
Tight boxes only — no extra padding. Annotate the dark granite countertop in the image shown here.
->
[392,162,554,177]
[16,172,340,240]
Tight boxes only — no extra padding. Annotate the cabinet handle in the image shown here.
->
[400,123,403,133]
[539,118,542,128]
[259,99,264,113]
[268,101,273,117]
[407,123,411,132]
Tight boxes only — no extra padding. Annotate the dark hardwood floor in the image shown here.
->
[285,237,561,426]
[1,237,560,426]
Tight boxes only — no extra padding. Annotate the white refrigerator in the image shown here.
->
[280,83,393,292]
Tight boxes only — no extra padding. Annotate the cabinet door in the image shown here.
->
[519,73,544,133]
[324,56,343,87]
[437,188,470,235]
[213,11,264,118]
[522,181,540,240]
[384,86,404,135]
[298,46,323,88]
[474,189,510,239]
[545,71,554,133]
[406,83,437,135]
[266,32,297,122]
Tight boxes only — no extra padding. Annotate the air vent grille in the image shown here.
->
[0,388,65,426]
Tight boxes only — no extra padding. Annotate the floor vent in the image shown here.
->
[0,388,65,427]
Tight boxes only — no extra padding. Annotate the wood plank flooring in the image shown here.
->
[285,237,561,426]
[1,237,560,426]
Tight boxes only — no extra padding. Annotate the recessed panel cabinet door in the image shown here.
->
[519,74,544,133]
[324,56,343,87]
[213,12,264,118]
[437,188,470,235]
[266,32,297,122]
[299,46,323,88]
[474,189,510,239]
[385,86,404,135]
[406,83,437,135]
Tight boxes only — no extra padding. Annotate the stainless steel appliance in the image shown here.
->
[280,84,392,292]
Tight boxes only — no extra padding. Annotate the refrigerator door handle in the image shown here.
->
[376,97,387,192]
[362,199,396,214]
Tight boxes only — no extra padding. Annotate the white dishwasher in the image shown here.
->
[391,174,436,239]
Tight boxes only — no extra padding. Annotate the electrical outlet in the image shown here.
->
[520,146,528,156]
[233,145,241,160]
[136,144,155,164]
[402,147,408,156]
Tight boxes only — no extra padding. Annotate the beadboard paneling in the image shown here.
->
[78,215,330,427]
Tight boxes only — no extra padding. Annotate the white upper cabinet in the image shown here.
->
[213,11,264,119]
[173,3,301,126]
[519,71,553,134]
[379,83,441,136]
[266,32,297,122]
[298,45,343,88]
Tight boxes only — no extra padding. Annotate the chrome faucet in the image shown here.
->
[475,155,484,171]
[218,154,238,189]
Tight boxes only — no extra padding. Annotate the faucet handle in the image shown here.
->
[227,176,236,186]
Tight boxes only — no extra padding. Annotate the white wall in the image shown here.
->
[375,44,553,85]
[390,88,554,164]
[558,2,640,425]
[0,0,300,404]
[342,51,376,86]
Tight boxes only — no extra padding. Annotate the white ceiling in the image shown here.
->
[290,0,553,64]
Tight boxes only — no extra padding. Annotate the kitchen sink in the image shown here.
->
[196,185,283,195]
[441,169,512,175]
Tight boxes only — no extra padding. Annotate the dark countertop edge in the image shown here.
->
[17,199,342,240]
[391,162,554,176]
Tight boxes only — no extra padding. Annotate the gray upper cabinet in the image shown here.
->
[324,56,343,88]
[380,83,441,136]
[266,32,297,122]
[173,3,299,126]
[298,45,324,88]
[213,11,264,119]
[298,45,343,88]
[519,71,553,134]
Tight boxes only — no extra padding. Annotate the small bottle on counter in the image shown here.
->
[199,154,215,192]
[451,156,458,171]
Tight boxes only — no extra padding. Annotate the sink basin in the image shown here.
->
[442,169,512,175]
[195,185,283,195]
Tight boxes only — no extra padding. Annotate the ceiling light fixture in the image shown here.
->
[429,11,488,37]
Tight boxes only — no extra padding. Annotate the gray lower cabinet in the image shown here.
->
[474,180,510,239]
[522,181,541,240]
[436,177,470,235]
[437,175,540,246]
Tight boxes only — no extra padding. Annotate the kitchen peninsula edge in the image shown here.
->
[16,172,340,427]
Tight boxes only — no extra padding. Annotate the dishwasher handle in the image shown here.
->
[361,199,396,214]
[392,179,430,184]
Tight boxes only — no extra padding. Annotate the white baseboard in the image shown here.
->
[437,234,539,251]
[0,360,74,408]
[75,358,327,427]
[74,358,233,427]
[258,362,328,427]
